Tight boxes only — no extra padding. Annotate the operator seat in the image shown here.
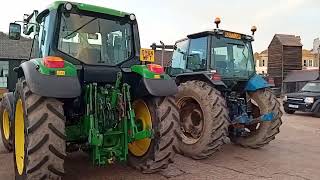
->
[76,47,101,64]
[187,54,203,70]
[77,47,121,83]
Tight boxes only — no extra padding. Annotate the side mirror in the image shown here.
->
[9,23,21,40]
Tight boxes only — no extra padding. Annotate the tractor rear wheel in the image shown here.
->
[14,79,66,180]
[128,96,178,173]
[0,92,14,152]
[230,89,282,148]
[175,80,229,159]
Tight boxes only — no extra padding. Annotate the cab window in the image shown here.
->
[187,37,207,71]
[171,39,189,71]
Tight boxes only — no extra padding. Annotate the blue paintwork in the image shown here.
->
[245,74,269,92]
[237,114,251,124]
[260,112,275,121]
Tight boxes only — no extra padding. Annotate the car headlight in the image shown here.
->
[304,97,314,104]
[283,95,287,101]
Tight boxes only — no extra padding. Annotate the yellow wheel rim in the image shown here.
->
[15,99,24,175]
[128,100,152,157]
[2,109,10,140]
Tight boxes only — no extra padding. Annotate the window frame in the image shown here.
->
[210,35,255,79]
[53,6,137,67]
[186,36,209,71]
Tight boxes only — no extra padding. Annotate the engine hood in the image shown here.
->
[286,91,320,99]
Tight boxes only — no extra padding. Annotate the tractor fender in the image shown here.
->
[141,78,178,97]
[245,74,270,92]
[175,73,227,89]
[1,92,14,118]
[17,61,81,98]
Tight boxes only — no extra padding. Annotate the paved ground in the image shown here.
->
[1,111,320,180]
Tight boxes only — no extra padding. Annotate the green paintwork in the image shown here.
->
[30,58,77,77]
[131,65,170,80]
[48,1,130,17]
[66,72,152,166]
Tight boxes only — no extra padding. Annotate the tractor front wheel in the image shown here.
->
[230,89,283,148]
[0,92,14,152]
[175,80,229,159]
[128,96,178,173]
[14,79,66,179]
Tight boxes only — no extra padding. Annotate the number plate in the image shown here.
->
[288,104,299,109]
[140,48,155,62]
[56,70,65,76]
[224,32,241,39]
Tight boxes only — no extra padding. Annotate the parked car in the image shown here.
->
[283,80,320,116]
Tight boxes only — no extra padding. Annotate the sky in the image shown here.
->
[1,0,319,52]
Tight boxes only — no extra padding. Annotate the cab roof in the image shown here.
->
[48,1,131,17]
[187,29,251,39]
[175,29,254,44]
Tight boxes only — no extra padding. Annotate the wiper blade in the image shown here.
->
[64,17,98,39]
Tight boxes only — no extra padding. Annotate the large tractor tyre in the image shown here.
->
[128,96,179,173]
[230,89,283,148]
[175,80,229,160]
[14,79,66,180]
[0,92,14,152]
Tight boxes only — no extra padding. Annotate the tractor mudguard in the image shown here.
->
[130,64,178,97]
[142,78,178,96]
[175,72,227,88]
[245,74,270,92]
[2,92,14,118]
[18,60,81,98]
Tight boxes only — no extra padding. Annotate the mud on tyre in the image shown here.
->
[13,79,66,179]
[128,96,179,173]
[175,80,229,159]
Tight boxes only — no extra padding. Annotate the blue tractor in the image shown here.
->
[162,18,283,159]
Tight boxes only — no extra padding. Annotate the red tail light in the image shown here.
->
[211,73,221,80]
[147,64,164,74]
[44,56,64,68]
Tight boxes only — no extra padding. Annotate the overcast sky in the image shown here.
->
[1,0,319,52]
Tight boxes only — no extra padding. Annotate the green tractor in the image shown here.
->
[158,18,283,159]
[8,1,179,179]
[0,59,22,152]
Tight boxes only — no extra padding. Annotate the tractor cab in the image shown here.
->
[168,18,258,90]
[10,2,141,83]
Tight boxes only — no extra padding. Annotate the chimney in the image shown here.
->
[296,36,301,42]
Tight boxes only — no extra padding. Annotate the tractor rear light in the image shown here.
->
[147,64,164,74]
[44,56,64,68]
[211,73,221,81]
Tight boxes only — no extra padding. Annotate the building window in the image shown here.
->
[262,59,265,67]
[303,60,307,67]
[308,60,313,67]
[0,61,8,88]
[258,59,261,67]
